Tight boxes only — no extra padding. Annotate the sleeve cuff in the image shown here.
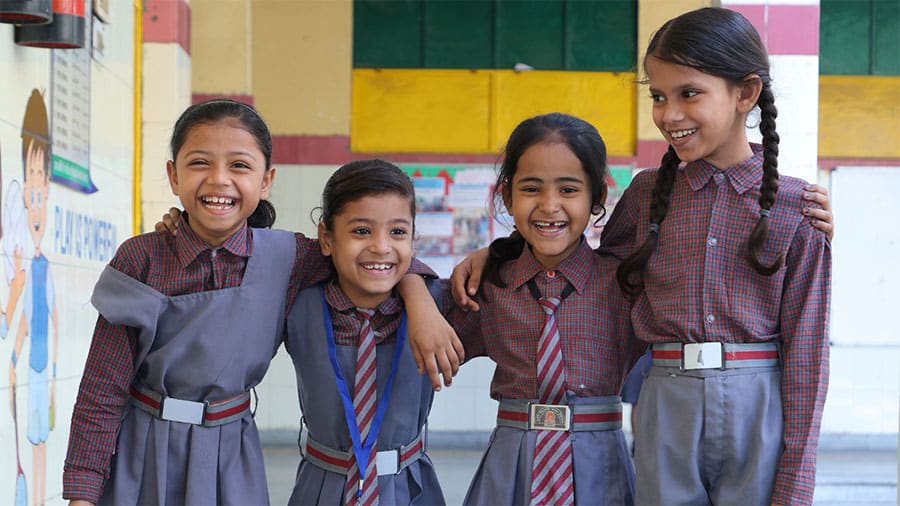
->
[63,469,106,504]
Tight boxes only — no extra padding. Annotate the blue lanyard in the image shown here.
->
[321,290,406,489]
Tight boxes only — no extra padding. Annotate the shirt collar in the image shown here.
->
[684,143,763,195]
[175,213,252,268]
[323,279,403,317]
[506,236,592,296]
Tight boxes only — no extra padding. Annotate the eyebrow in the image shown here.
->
[516,175,585,184]
[183,149,258,161]
[346,217,413,226]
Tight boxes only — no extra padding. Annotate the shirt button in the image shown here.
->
[706,313,716,324]
[714,173,725,183]
[707,236,717,247]
[546,271,556,279]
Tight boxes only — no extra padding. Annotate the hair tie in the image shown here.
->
[649,223,660,234]
[759,209,771,218]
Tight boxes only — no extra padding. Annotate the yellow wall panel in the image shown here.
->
[352,69,636,155]
[351,69,492,152]
[819,76,900,158]
[492,71,636,156]
[192,0,251,94]
[252,0,352,135]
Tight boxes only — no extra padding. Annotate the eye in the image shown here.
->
[682,89,700,98]
[352,227,371,236]
[390,227,409,237]
[518,185,540,194]
[187,158,209,167]
[232,160,252,170]
[650,93,665,103]
[560,186,580,195]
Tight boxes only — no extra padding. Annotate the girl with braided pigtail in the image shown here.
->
[602,8,831,506]
[450,9,834,505]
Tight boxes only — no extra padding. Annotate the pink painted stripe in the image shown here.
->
[271,134,635,166]
[818,158,900,170]
[726,4,819,55]
[192,94,255,107]
[143,0,191,56]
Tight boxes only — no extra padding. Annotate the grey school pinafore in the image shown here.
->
[91,228,296,505]
[284,282,446,505]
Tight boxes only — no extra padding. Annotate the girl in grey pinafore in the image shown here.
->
[90,229,296,505]
[285,281,446,505]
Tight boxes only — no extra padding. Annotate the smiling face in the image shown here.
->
[504,141,593,270]
[318,193,414,308]
[166,118,274,247]
[23,139,49,251]
[646,56,758,170]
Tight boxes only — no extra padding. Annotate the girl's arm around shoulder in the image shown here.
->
[398,275,464,391]
[436,278,487,364]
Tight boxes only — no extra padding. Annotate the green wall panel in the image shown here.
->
[566,0,636,71]
[820,0,871,75]
[873,0,900,75]
[354,0,422,67]
[495,0,564,70]
[424,1,493,68]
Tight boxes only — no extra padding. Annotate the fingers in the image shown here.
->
[803,185,831,211]
[804,207,834,241]
[424,356,443,392]
[450,261,474,308]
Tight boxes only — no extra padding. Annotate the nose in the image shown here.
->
[369,230,391,254]
[659,101,684,125]
[538,192,561,213]
[206,163,230,185]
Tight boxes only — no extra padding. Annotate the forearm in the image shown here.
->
[64,317,136,502]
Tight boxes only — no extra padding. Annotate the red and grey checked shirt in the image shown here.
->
[63,215,435,503]
[449,239,646,400]
[600,146,831,506]
[323,280,406,346]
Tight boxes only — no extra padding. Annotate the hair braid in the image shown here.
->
[746,85,784,275]
[616,146,681,295]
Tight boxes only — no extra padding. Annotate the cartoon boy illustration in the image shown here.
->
[9,89,58,506]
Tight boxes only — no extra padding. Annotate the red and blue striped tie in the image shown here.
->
[345,308,379,506]
[531,294,575,505]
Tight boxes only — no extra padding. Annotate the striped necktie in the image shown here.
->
[530,286,575,505]
[344,308,379,506]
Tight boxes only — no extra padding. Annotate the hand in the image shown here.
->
[397,275,464,390]
[449,247,489,312]
[802,184,833,241]
[154,207,182,235]
[408,315,464,391]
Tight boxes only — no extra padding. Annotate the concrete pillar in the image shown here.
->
[141,0,192,232]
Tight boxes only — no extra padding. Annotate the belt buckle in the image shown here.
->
[375,449,399,475]
[682,342,724,370]
[159,396,206,425]
[529,403,570,431]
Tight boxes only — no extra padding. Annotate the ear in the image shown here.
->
[317,221,333,257]
[501,182,513,214]
[737,74,763,113]
[166,160,179,196]
[260,167,276,200]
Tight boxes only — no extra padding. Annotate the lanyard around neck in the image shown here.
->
[526,277,575,303]
[320,289,406,482]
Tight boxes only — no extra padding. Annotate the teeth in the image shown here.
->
[362,263,392,271]
[534,221,567,229]
[670,128,696,139]
[202,196,234,206]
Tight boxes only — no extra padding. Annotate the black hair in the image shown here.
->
[169,99,276,228]
[317,159,415,230]
[484,112,608,289]
[617,7,782,295]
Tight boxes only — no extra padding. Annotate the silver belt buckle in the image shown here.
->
[160,396,206,425]
[682,342,723,370]
[529,403,571,431]
[375,449,399,475]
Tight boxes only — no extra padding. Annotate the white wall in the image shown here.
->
[0,2,136,503]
